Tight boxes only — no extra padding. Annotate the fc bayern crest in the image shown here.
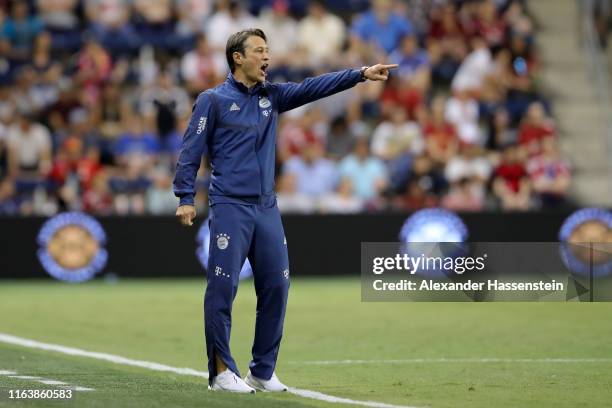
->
[37,212,108,282]
[559,208,612,277]
[259,96,271,108]
[197,218,252,280]
[216,233,229,250]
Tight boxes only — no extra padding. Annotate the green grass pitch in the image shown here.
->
[1,278,611,407]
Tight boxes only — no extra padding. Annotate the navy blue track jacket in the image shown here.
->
[173,69,365,206]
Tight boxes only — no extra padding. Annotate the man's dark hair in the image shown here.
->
[225,29,267,73]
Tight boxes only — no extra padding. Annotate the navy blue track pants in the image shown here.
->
[204,198,289,383]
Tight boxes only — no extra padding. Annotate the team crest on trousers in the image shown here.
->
[216,233,230,250]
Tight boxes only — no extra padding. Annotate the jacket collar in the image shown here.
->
[226,72,265,94]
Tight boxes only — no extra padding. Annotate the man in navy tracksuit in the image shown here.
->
[174,28,396,393]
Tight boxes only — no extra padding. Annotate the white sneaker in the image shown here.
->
[208,370,256,393]
[244,370,288,392]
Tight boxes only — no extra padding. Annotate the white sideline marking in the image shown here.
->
[73,386,96,391]
[2,370,94,391]
[290,388,418,408]
[0,333,421,408]
[8,375,41,380]
[0,333,208,379]
[290,358,612,365]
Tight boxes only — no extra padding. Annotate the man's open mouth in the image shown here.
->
[260,64,268,77]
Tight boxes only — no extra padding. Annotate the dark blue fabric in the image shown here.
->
[173,69,363,206]
[175,69,363,382]
[205,200,289,383]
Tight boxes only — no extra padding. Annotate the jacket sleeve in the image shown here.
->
[173,92,215,206]
[275,69,364,113]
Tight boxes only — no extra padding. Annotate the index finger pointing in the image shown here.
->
[381,64,399,69]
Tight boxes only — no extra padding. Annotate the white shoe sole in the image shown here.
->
[244,376,265,392]
[245,376,287,392]
[208,384,256,393]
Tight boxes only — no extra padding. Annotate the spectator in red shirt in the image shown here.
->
[423,96,458,166]
[475,0,507,49]
[48,134,102,211]
[380,76,423,120]
[518,101,555,156]
[82,170,114,214]
[277,109,324,162]
[527,137,571,208]
[76,38,113,105]
[493,144,531,210]
[428,3,466,46]
[48,136,101,192]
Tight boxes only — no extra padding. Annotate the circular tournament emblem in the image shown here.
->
[196,218,252,280]
[37,212,108,282]
[399,209,469,278]
[559,208,612,277]
[259,96,271,109]
[400,208,468,243]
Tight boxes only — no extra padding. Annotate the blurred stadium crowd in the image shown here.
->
[0,0,572,215]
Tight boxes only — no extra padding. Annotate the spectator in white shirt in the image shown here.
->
[206,0,256,65]
[371,105,424,161]
[7,113,52,179]
[180,34,225,95]
[451,36,493,95]
[444,144,492,185]
[297,0,346,68]
[445,90,482,146]
[257,0,298,68]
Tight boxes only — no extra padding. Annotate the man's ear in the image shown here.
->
[233,51,243,68]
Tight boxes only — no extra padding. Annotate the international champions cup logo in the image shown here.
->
[399,208,469,278]
[559,208,612,277]
[37,212,108,282]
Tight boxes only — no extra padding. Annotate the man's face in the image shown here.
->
[401,36,417,55]
[309,3,324,19]
[235,35,270,84]
[19,117,32,131]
